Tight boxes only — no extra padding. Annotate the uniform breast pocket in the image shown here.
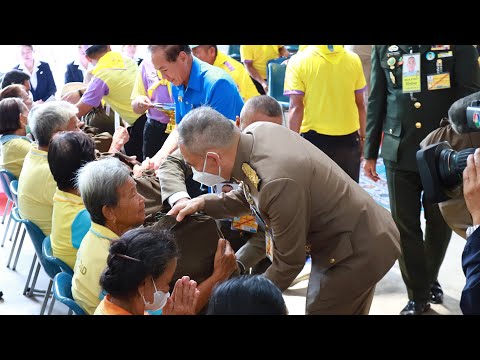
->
[380,58,402,88]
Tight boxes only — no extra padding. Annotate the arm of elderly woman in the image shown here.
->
[192,238,238,314]
[162,276,200,315]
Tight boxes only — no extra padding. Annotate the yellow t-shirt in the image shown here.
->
[72,222,119,315]
[0,137,32,179]
[214,51,260,101]
[50,189,91,270]
[18,145,57,236]
[240,45,284,80]
[284,45,367,136]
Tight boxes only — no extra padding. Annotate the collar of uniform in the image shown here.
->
[30,145,47,158]
[231,132,254,183]
[187,57,204,92]
[213,50,230,67]
[398,45,431,54]
[89,221,119,242]
[53,188,84,206]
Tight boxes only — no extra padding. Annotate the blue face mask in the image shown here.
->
[141,278,170,311]
[192,151,227,187]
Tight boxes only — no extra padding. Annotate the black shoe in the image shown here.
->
[400,300,430,315]
[430,281,444,304]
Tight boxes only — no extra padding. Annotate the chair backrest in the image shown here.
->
[52,272,87,315]
[0,169,17,204]
[9,179,18,206]
[42,236,74,276]
[267,62,289,104]
[12,207,61,279]
[228,45,241,62]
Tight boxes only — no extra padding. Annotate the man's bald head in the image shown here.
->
[238,95,284,130]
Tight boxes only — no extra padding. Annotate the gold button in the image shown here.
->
[329,258,335,264]
[389,129,393,134]
[415,122,422,129]
[414,102,421,109]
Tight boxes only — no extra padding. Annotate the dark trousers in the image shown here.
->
[143,118,170,159]
[301,130,361,183]
[385,167,452,302]
[250,77,266,95]
[124,114,147,162]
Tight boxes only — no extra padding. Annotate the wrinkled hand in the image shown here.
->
[212,238,237,282]
[162,276,199,315]
[167,196,205,222]
[463,149,480,225]
[363,159,380,182]
[110,126,130,152]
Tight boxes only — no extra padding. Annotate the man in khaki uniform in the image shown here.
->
[158,95,284,272]
[167,106,401,315]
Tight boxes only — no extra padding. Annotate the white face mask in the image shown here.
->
[192,152,227,187]
[141,278,170,311]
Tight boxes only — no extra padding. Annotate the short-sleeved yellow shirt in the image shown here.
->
[72,222,119,315]
[284,45,367,135]
[240,45,284,80]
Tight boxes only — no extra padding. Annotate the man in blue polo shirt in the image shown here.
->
[137,45,244,172]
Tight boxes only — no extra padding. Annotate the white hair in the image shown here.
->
[29,100,78,147]
[76,157,131,226]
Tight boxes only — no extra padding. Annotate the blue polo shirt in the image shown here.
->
[172,57,244,124]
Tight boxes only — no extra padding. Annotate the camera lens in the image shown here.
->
[438,148,476,188]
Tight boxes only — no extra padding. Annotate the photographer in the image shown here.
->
[460,148,480,314]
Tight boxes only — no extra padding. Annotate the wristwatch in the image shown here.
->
[466,224,480,237]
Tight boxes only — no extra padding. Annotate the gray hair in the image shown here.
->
[76,157,132,226]
[29,100,78,147]
[240,95,283,127]
[177,106,238,155]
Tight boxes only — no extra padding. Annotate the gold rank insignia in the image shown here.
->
[242,163,261,190]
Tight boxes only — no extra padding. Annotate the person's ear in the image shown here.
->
[235,115,241,128]
[102,205,116,224]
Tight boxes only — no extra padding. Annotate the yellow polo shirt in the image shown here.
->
[50,189,91,270]
[83,51,139,125]
[18,145,57,236]
[72,222,119,315]
[214,51,260,101]
[240,45,284,80]
[0,137,32,179]
[284,45,367,136]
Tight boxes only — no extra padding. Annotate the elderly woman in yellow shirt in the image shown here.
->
[95,227,199,315]
[72,157,146,315]
[48,131,96,270]
[0,97,32,179]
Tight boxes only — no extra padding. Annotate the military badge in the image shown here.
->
[242,163,261,190]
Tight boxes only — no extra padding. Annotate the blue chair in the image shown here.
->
[17,214,62,315]
[0,169,17,246]
[285,45,300,55]
[42,236,73,314]
[52,272,86,315]
[6,181,27,270]
[267,62,290,111]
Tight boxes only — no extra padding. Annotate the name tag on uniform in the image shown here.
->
[266,229,274,262]
[437,51,453,58]
[427,72,451,90]
[231,215,258,233]
[402,53,421,93]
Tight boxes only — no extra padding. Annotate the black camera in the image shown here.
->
[417,142,474,203]
[416,93,480,204]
